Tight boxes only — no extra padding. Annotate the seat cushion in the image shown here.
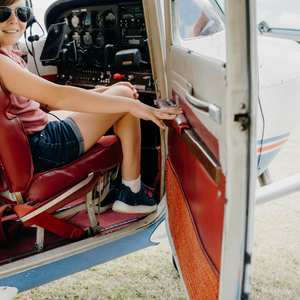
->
[23,135,122,205]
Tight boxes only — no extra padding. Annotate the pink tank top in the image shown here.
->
[0,47,48,135]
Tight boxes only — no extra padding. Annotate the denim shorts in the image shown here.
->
[27,117,85,173]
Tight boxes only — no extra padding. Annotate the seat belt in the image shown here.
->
[0,204,86,244]
[0,204,20,244]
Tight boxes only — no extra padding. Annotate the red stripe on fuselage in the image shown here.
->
[257,139,288,153]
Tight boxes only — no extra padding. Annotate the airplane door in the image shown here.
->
[160,0,258,298]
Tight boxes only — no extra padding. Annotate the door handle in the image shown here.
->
[186,82,221,124]
[154,98,190,134]
[154,98,222,185]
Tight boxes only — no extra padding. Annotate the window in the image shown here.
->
[174,0,226,61]
[178,0,225,40]
[31,0,57,31]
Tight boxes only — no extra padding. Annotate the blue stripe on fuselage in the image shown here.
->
[257,133,290,146]
[0,217,165,293]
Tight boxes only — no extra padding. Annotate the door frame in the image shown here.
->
[162,0,259,299]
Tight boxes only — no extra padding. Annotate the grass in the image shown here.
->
[250,120,300,300]
[16,122,300,299]
[15,242,187,300]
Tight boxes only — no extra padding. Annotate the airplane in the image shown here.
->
[0,0,300,299]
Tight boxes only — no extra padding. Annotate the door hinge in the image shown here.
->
[234,113,249,131]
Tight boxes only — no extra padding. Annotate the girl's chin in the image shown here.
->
[2,34,22,42]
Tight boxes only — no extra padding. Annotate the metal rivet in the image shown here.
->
[240,125,247,131]
[239,103,246,109]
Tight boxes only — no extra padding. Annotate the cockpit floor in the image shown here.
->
[0,197,149,266]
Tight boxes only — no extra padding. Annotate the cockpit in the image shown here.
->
[42,0,152,90]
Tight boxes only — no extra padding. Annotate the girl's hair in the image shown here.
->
[0,0,29,6]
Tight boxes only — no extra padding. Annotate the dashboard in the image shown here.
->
[44,0,153,91]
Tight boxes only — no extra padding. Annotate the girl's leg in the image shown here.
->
[70,85,157,213]
[70,85,141,181]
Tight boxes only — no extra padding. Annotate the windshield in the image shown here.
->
[215,0,300,30]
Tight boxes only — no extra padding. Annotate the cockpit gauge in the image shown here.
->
[69,31,81,46]
[92,11,104,28]
[81,12,91,29]
[82,31,92,46]
[103,10,116,28]
[69,13,80,29]
[93,31,105,48]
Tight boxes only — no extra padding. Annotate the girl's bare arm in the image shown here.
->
[0,55,182,129]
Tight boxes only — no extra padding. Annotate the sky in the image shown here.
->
[256,0,300,29]
[217,0,300,29]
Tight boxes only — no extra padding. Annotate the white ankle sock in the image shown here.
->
[122,175,141,194]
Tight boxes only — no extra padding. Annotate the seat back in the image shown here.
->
[0,80,33,193]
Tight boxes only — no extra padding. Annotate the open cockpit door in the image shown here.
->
[158,0,258,298]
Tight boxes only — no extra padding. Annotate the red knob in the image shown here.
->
[113,73,124,80]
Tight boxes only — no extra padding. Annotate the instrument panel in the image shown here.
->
[46,1,153,90]
[54,3,147,59]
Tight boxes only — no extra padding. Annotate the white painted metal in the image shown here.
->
[259,30,300,43]
[219,0,258,299]
[242,1,259,295]
[0,287,18,300]
[142,0,168,99]
[256,173,300,205]
[257,38,300,139]
[180,30,227,61]
[258,37,300,89]
[258,168,272,187]
[257,37,300,173]
[36,226,45,252]
[149,220,168,243]
[143,0,169,199]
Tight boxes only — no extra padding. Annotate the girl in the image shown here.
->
[0,0,182,214]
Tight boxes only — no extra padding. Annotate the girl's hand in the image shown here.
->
[129,101,183,129]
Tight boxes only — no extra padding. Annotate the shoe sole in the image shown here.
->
[94,203,113,214]
[112,200,157,214]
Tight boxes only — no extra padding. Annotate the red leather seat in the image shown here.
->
[0,81,123,244]
[24,136,122,209]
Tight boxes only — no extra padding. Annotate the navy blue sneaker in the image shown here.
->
[94,184,120,214]
[112,183,157,214]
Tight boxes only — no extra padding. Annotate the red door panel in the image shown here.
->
[168,127,225,272]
